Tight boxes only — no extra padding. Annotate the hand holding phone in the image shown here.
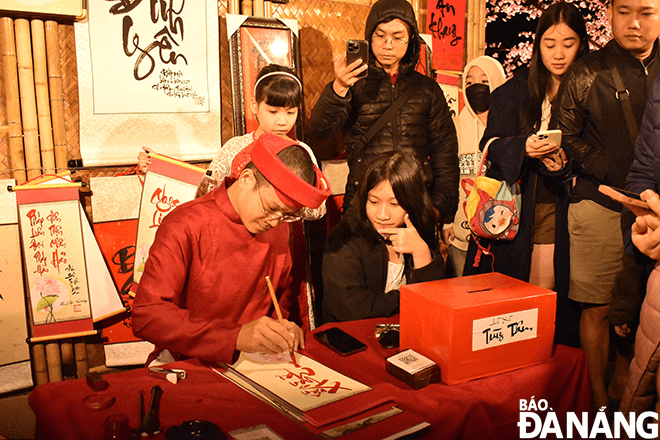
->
[314,327,367,356]
[333,41,369,97]
[346,39,369,79]
[537,129,562,149]
[598,185,652,216]
[526,129,562,159]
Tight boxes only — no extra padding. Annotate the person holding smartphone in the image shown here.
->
[463,2,589,340]
[553,0,660,412]
[322,152,445,323]
[310,0,458,227]
[619,74,660,415]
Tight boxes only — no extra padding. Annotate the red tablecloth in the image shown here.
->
[29,316,591,439]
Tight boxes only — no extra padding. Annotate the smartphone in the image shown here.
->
[598,185,652,216]
[346,39,369,79]
[537,129,562,148]
[314,327,367,356]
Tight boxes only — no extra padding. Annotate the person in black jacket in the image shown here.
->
[553,0,660,411]
[322,152,445,323]
[310,0,458,225]
[464,3,589,349]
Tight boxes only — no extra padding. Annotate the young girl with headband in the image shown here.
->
[137,64,325,220]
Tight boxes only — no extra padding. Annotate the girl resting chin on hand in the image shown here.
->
[322,151,446,323]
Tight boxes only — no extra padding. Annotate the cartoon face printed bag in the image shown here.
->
[463,138,522,243]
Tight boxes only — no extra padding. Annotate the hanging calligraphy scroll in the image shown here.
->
[90,175,154,366]
[0,180,33,394]
[15,183,96,342]
[227,14,301,139]
[132,154,206,291]
[427,0,466,72]
[74,0,220,166]
[32,173,125,323]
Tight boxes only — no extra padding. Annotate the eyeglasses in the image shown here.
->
[372,33,409,47]
[256,184,302,223]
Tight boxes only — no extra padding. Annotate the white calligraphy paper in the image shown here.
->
[229,352,371,412]
[472,308,538,351]
[0,180,33,394]
[133,160,204,287]
[18,199,92,325]
[75,0,220,166]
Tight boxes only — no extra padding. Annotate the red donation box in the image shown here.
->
[400,273,556,384]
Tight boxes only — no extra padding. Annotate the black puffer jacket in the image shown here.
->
[322,198,445,323]
[553,39,660,211]
[310,0,458,224]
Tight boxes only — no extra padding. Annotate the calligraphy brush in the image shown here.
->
[265,275,300,368]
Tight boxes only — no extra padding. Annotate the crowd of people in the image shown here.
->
[131,0,660,417]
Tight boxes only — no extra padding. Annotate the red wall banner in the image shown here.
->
[427,0,466,72]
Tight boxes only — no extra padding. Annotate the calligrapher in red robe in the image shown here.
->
[132,134,331,364]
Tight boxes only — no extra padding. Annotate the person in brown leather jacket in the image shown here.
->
[310,0,459,225]
[552,0,660,411]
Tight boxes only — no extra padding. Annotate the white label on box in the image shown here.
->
[387,349,436,374]
[472,308,538,351]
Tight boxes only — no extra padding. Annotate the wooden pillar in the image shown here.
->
[0,17,26,183]
[31,19,56,174]
[45,342,63,382]
[241,0,253,16]
[74,338,89,378]
[253,0,264,17]
[14,18,41,180]
[228,0,240,14]
[31,345,49,385]
[45,21,68,171]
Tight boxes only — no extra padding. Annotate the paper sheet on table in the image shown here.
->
[227,352,371,413]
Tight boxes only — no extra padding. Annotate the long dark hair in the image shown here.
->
[522,2,589,135]
[355,152,438,249]
[254,64,302,108]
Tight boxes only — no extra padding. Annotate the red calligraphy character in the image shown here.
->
[50,237,66,249]
[149,185,180,228]
[34,264,48,276]
[46,210,61,223]
[30,226,44,239]
[48,224,63,236]
[33,250,48,275]
[50,249,67,273]
[26,209,44,228]
[300,379,351,397]
[29,238,44,251]
[276,367,318,388]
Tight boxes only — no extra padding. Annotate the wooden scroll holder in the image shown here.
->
[0,15,86,385]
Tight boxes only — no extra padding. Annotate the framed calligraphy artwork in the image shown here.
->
[132,155,206,291]
[0,180,33,394]
[227,15,302,139]
[15,184,96,341]
[0,0,83,17]
[74,0,221,166]
[427,0,466,72]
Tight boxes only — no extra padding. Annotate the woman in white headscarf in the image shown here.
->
[443,55,506,277]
